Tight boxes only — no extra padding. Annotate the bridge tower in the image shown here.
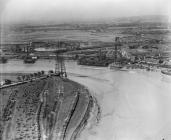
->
[55,41,67,78]
[106,37,122,59]
[114,37,121,61]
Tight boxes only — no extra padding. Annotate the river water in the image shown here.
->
[1,59,171,140]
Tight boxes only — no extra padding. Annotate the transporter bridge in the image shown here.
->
[53,41,67,78]
[106,37,130,60]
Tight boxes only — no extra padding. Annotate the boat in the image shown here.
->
[24,55,36,63]
[0,57,8,64]
[23,42,36,64]
[161,69,171,76]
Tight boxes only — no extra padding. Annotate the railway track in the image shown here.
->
[62,91,80,140]
[70,95,93,140]
[49,77,63,140]
[37,102,43,140]
[36,79,50,140]
[61,87,98,140]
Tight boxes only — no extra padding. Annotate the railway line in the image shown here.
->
[36,80,49,140]
[62,91,80,140]
[70,95,93,140]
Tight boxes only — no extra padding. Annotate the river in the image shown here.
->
[1,59,171,140]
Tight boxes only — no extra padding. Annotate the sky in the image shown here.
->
[0,0,171,24]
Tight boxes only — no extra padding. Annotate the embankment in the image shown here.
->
[0,75,100,140]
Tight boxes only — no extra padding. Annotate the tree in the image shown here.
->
[41,71,45,75]
[37,72,41,77]
[159,59,164,64]
[34,73,38,78]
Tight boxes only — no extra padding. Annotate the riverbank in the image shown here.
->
[0,75,100,140]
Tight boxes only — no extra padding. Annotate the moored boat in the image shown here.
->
[24,56,36,63]
[23,42,36,63]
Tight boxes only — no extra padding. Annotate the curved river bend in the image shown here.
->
[1,59,171,140]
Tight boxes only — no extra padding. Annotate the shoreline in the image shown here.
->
[68,82,101,140]
[62,79,101,140]
[71,95,101,140]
